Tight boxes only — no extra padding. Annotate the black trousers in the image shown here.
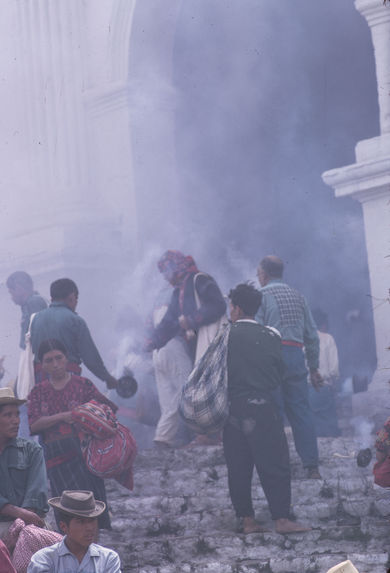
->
[223,398,291,520]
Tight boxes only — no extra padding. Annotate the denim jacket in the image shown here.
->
[0,438,49,518]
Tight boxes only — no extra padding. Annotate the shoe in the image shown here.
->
[237,516,268,534]
[306,467,322,479]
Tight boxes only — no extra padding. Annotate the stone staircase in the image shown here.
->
[99,436,390,573]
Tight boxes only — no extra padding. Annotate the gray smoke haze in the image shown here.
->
[112,0,379,386]
[0,1,380,392]
[134,0,378,380]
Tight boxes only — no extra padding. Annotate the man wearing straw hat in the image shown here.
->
[0,388,48,538]
[28,490,121,572]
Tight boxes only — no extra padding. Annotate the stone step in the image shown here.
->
[99,524,389,573]
[99,436,388,572]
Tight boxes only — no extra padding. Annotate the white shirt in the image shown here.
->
[318,330,339,381]
[27,538,121,573]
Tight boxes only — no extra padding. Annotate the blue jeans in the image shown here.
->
[308,384,340,437]
[273,346,319,468]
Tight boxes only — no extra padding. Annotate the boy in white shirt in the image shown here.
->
[28,490,121,573]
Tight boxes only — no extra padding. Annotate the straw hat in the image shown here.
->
[326,560,359,573]
[0,387,26,407]
[49,490,105,519]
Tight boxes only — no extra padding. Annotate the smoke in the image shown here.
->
[167,0,378,380]
[0,1,380,424]
[111,0,378,389]
[351,416,375,449]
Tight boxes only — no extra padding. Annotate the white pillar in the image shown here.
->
[322,1,390,425]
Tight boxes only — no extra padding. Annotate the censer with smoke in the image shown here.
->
[116,367,138,399]
[356,448,372,467]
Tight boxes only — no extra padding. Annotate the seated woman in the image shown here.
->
[28,339,118,529]
[373,417,390,488]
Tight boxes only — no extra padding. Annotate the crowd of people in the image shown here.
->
[0,254,352,570]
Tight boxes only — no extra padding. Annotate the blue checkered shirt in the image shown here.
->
[256,279,319,369]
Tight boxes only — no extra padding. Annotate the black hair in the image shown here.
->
[50,278,78,301]
[0,403,20,414]
[6,271,33,291]
[38,339,68,363]
[259,256,284,279]
[228,282,262,316]
[56,510,73,527]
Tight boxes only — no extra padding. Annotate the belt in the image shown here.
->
[282,340,304,348]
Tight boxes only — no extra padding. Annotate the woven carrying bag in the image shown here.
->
[72,400,117,439]
[179,323,230,434]
[81,422,137,491]
[16,314,36,400]
[4,519,62,573]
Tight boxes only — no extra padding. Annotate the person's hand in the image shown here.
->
[178,315,190,330]
[16,508,45,528]
[105,375,118,390]
[60,411,74,424]
[310,369,323,391]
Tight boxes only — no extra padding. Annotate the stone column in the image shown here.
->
[322,0,390,426]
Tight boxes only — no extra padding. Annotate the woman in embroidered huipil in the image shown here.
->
[28,339,117,529]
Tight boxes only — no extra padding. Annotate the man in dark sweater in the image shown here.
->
[31,278,117,389]
[225,283,310,534]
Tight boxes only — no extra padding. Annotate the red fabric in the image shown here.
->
[46,450,77,469]
[81,423,137,490]
[28,375,118,443]
[3,519,62,573]
[374,457,390,488]
[0,540,16,573]
[72,400,117,438]
[375,416,390,453]
[281,340,304,348]
[157,250,199,287]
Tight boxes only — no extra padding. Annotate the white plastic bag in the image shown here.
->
[16,314,36,399]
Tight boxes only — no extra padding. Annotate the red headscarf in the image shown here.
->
[158,250,198,286]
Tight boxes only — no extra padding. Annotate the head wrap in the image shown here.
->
[158,250,198,286]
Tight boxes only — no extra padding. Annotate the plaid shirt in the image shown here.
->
[256,279,319,370]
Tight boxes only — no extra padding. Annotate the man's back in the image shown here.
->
[227,320,283,400]
[31,303,82,364]
[30,302,111,382]
[256,279,319,369]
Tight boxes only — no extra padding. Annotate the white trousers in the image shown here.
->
[153,337,192,446]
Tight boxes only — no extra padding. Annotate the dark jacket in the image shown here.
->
[227,320,284,401]
[149,272,226,361]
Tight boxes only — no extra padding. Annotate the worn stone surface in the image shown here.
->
[97,437,390,572]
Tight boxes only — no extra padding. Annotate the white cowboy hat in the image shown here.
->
[0,387,27,406]
[326,560,359,573]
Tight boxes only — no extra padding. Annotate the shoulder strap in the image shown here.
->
[193,272,207,310]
